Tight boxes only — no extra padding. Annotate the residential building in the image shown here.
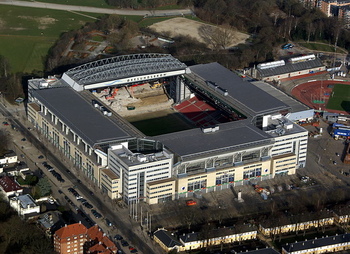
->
[53,223,118,254]
[282,233,350,253]
[9,194,40,218]
[0,175,23,199]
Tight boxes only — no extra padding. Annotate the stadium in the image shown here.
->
[27,53,308,205]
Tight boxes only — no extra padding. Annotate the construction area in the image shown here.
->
[92,81,173,118]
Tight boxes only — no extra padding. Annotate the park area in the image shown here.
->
[326,83,350,113]
[0,5,101,73]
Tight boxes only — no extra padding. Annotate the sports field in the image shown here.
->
[125,109,194,136]
[326,83,350,112]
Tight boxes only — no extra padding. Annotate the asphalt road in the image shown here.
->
[0,0,192,16]
[0,101,164,254]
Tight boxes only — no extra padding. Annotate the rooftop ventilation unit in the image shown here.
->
[201,126,220,133]
[257,60,285,70]
[289,54,316,64]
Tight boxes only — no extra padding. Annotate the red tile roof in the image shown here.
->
[55,223,87,239]
[54,224,118,253]
[0,176,23,193]
[87,225,104,241]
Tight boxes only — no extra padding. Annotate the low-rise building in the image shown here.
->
[154,224,257,252]
[253,54,326,82]
[282,233,350,254]
[9,194,40,218]
[154,228,183,252]
[0,175,23,199]
[0,150,18,165]
[259,210,334,236]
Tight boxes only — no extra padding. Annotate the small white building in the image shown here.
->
[9,194,40,218]
[0,150,18,165]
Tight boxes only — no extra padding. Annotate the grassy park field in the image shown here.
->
[0,5,103,73]
[326,83,350,112]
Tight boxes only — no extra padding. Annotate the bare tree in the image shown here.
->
[198,25,237,50]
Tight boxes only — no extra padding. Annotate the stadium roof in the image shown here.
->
[154,120,272,160]
[188,63,289,118]
[63,53,187,86]
[251,80,310,112]
[32,86,136,147]
[257,58,324,78]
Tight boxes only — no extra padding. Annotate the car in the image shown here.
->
[121,240,129,247]
[129,246,135,250]
[83,202,93,209]
[106,218,113,227]
[89,191,94,196]
[130,249,138,253]
[38,155,44,159]
[91,209,102,219]
[79,198,87,203]
[336,153,340,157]
[2,121,9,126]
[114,234,123,241]
[58,190,63,194]
[333,161,337,165]
[21,138,26,141]
[48,198,55,204]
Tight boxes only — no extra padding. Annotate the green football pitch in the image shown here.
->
[326,83,350,112]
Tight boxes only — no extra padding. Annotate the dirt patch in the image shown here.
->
[149,17,249,48]
[0,18,5,30]
[18,15,57,30]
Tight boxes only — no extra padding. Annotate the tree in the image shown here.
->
[36,177,51,197]
[0,55,9,78]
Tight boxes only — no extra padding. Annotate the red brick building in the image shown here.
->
[53,223,117,254]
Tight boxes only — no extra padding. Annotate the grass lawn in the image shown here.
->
[298,42,347,53]
[326,83,350,112]
[0,5,103,73]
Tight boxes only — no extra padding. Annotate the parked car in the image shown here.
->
[114,234,123,241]
[83,202,93,209]
[121,240,129,247]
[106,218,113,227]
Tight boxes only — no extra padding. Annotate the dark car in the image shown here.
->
[114,234,123,241]
[83,202,93,209]
[121,240,129,247]
[38,155,44,159]
[58,190,63,194]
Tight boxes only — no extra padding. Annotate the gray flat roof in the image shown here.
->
[251,81,309,112]
[189,63,289,117]
[17,194,37,208]
[257,58,324,77]
[282,233,350,252]
[32,86,133,147]
[154,120,272,159]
